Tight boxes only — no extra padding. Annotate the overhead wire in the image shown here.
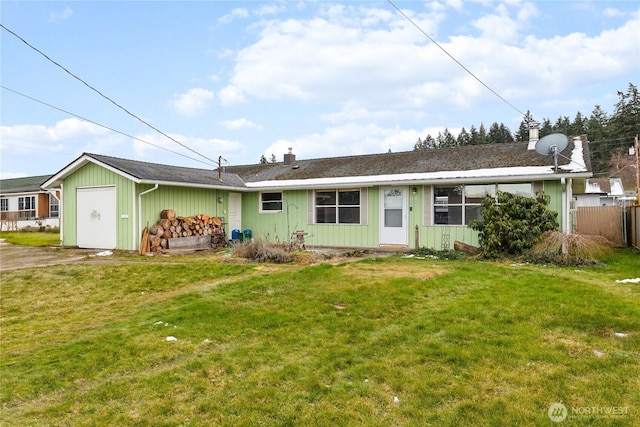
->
[386,0,528,120]
[0,23,216,165]
[0,85,216,168]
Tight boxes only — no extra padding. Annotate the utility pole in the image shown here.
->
[635,134,639,205]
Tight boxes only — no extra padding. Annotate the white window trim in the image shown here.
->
[426,183,533,227]
[310,188,364,225]
[259,191,283,213]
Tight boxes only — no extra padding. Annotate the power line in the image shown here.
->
[0,23,216,165]
[1,85,216,167]
[386,0,528,119]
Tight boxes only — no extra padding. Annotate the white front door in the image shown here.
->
[77,186,117,249]
[379,187,408,246]
[228,192,242,232]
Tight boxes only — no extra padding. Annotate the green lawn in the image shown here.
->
[0,231,60,246]
[1,249,638,426]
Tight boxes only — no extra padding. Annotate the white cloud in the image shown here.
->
[48,7,73,22]
[132,132,245,165]
[0,118,126,168]
[218,85,245,105]
[264,122,456,161]
[0,118,107,148]
[443,0,463,10]
[471,4,520,42]
[212,3,637,136]
[169,88,214,117]
[603,7,624,18]
[219,119,262,131]
[255,4,286,16]
[219,7,249,24]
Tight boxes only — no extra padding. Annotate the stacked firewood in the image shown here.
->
[147,209,227,252]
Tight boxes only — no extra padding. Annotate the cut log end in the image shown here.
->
[454,240,479,255]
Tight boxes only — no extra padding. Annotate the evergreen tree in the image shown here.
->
[540,118,553,137]
[499,123,515,143]
[610,83,640,146]
[514,120,529,143]
[587,105,610,175]
[259,154,267,164]
[487,122,514,144]
[570,111,588,136]
[457,127,472,146]
[469,125,479,145]
[424,135,436,149]
[552,116,572,135]
[478,123,488,144]
[488,122,502,144]
[270,154,277,163]
[437,128,457,148]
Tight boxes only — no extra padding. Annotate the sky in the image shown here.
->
[1,1,638,179]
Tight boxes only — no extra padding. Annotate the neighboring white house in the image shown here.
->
[0,175,60,231]
[575,178,626,207]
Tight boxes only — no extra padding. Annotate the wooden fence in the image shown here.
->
[575,206,625,247]
[628,205,640,249]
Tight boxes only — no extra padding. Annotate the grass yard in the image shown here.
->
[0,231,60,247]
[1,249,638,426]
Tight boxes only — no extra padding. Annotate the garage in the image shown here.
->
[76,186,117,249]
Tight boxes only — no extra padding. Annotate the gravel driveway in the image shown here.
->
[0,240,100,271]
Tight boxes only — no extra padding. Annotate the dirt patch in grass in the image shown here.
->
[0,241,97,271]
[340,260,447,282]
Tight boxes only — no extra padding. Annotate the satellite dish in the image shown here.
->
[535,133,569,173]
[534,133,569,156]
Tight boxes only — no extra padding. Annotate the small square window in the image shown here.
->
[260,192,283,212]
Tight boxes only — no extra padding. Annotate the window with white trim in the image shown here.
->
[0,198,7,212]
[50,195,59,217]
[433,183,532,225]
[260,192,283,212]
[315,189,361,224]
[18,196,36,218]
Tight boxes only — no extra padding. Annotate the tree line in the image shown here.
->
[414,83,639,179]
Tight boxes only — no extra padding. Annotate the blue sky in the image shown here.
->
[1,1,638,178]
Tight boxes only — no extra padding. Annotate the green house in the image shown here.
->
[42,135,591,251]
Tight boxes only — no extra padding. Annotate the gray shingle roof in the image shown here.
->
[0,175,53,194]
[46,140,590,191]
[86,153,246,188]
[225,140,591,183]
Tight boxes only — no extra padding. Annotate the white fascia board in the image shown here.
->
[245,166,591,191]
[138,179,246,191]
[41,154,140,189]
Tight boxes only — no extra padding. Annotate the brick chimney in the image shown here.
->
[527,122,539,150]
[284,147,296,165]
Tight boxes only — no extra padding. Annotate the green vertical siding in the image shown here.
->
[62,163,135,249]
[137,184,227,231]
[409,187,479,250]
[62,161,571,252]
[543,180,563,229]
[241,189,379,248]
[63,164,229,250]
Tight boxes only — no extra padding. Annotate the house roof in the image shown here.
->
[585,177,625,196]
[226,137,591,189]
[43,137,592,191]
[0,175,53,194]
[42,153,245,190]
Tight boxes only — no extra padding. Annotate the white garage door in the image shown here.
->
[77,186,117,249]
